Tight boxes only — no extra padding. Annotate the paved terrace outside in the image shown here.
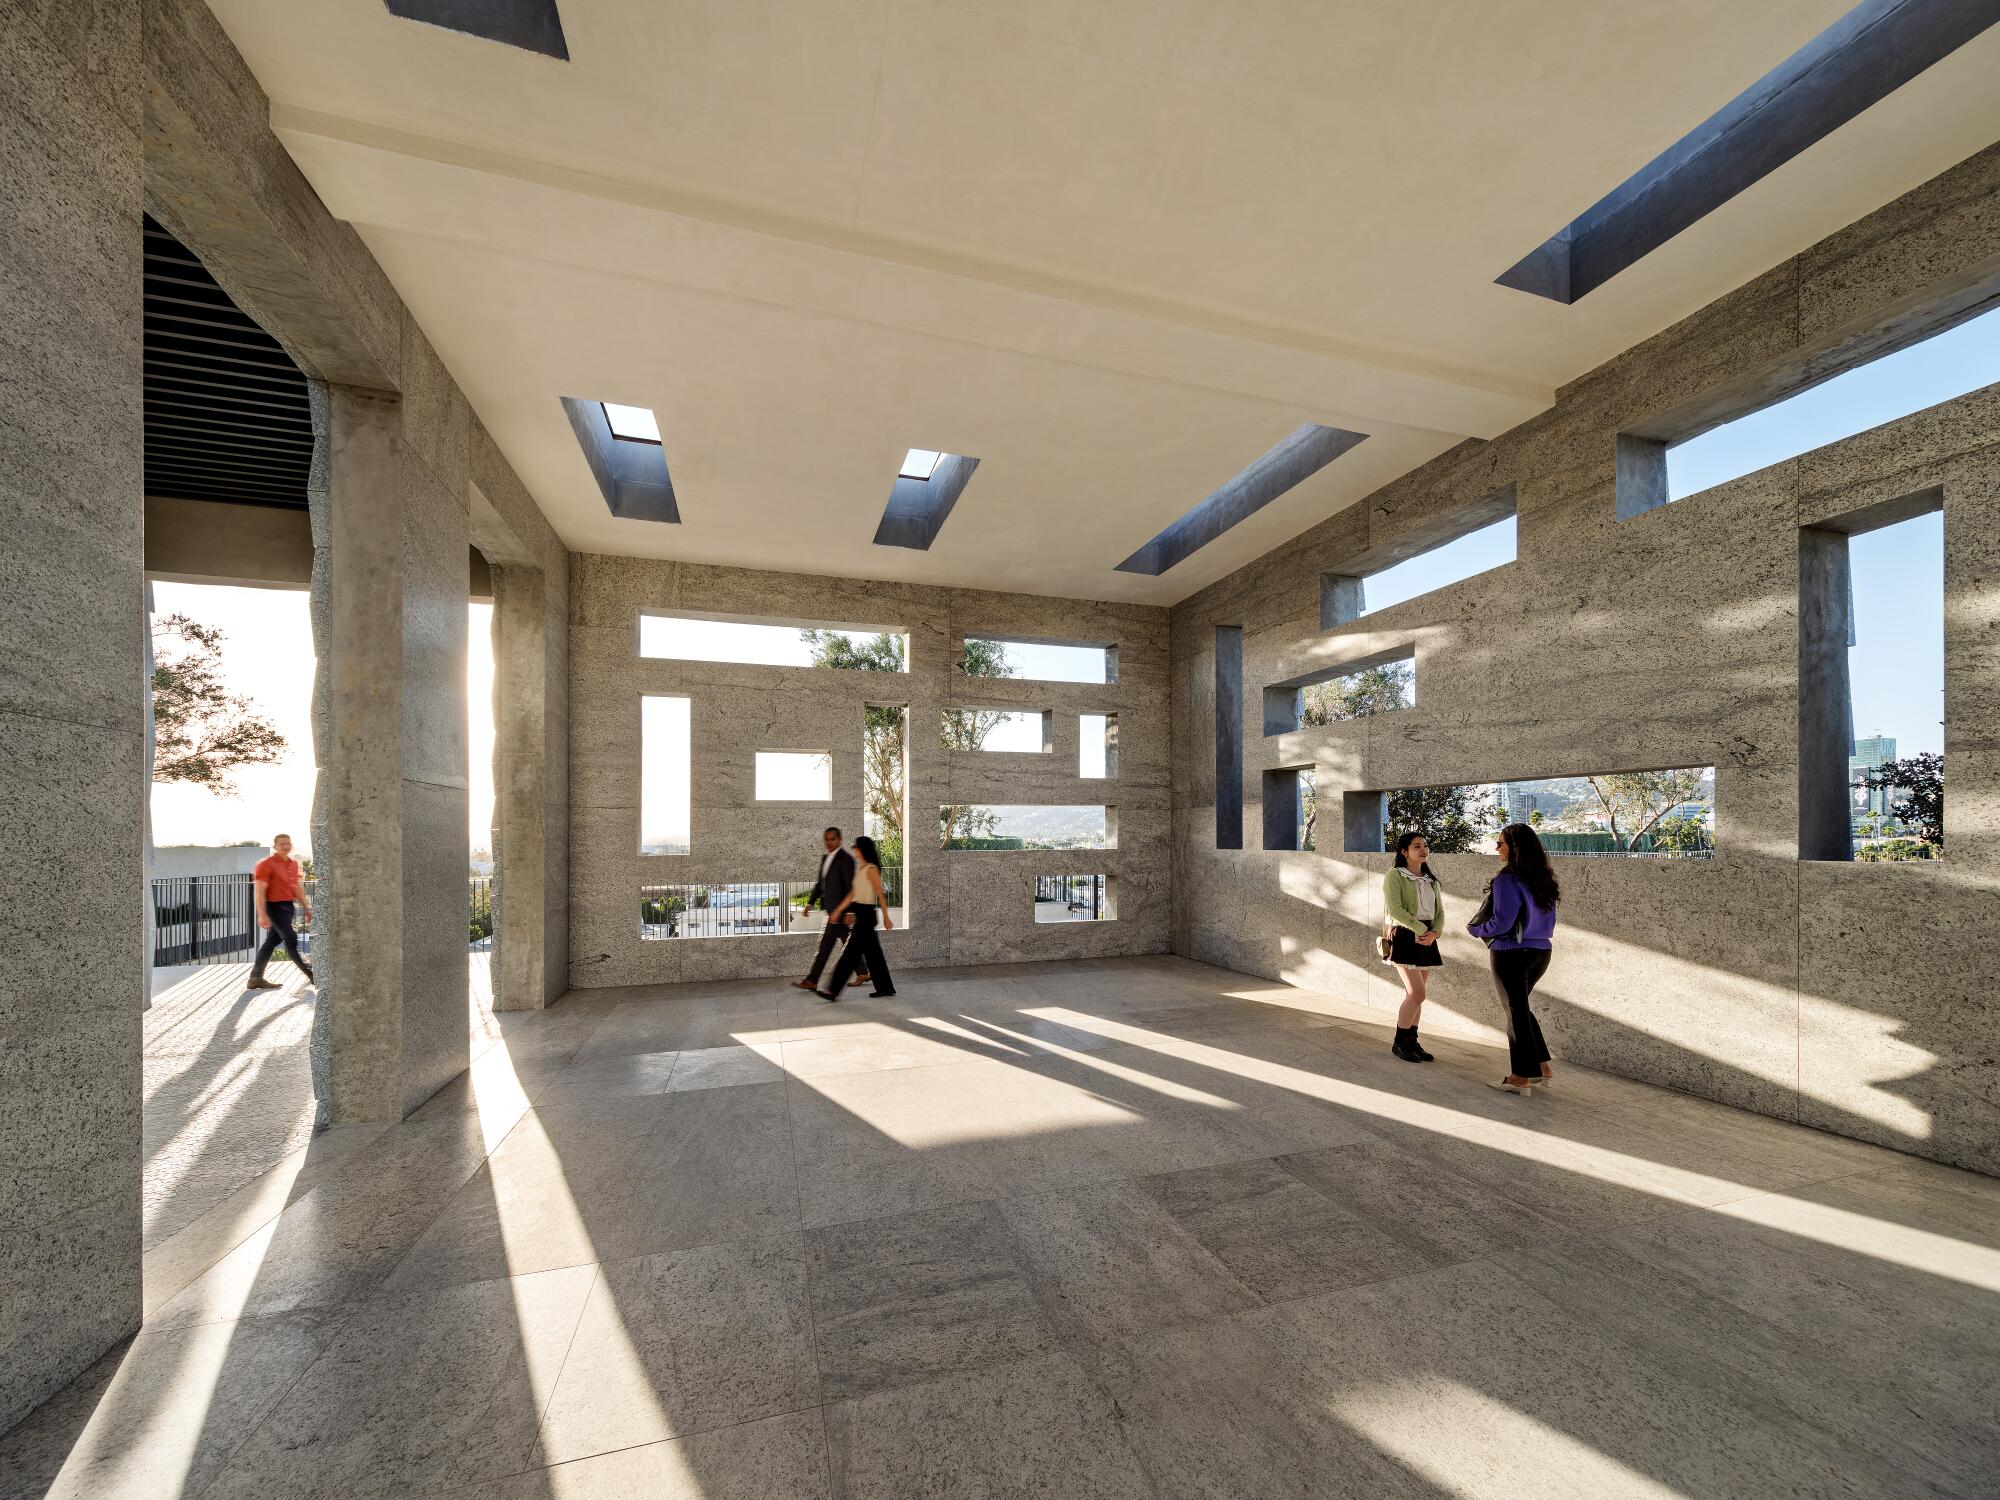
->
[2,957,1994,1499]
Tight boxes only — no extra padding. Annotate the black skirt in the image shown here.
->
[1389,926,1442,967]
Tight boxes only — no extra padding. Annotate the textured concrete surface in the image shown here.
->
[3,958,1995,1497]
[569,555,1171,988]
[0,0,145,1437]
[1170,144,2000,1175]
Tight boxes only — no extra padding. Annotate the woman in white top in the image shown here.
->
[819,835,897,1001]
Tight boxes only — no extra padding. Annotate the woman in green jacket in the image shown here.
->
[1382,831,1443,1062]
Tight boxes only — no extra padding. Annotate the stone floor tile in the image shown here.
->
[200,1264,596,1499]
[1138,1155,1420,1303]
[459,1411,829,1499]
[806,1201,1058,1401]
[666,1041,786,1091]
[822,1350,1156,1500]
[994,1177,1260,1358]
[535,1234,819,1464]
[0,1312,333,1500]
[533,1048,681,1103]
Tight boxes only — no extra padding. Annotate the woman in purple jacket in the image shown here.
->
[1467,822,1561,1094]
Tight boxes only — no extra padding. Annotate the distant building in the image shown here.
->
[1850,734,1896,819]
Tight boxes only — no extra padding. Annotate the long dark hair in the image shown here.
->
[853,834,882,870]
[1500,823,1560,909]
[1391,830,1436,882]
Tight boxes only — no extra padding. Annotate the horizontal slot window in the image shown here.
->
[944,708,1050,753]
[640,882,814,940]
[1346,769,1715,857]
[942,805,1113,850]
[1034,874,1113,922]
[640,613,907,670]
[1667,304,2000,503]
[1266,655,1414,735]
[1357,515,1515,616]
[965,635,1116,684]
[755,751,832,801]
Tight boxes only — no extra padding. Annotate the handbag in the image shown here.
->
[1375,923,1396,963]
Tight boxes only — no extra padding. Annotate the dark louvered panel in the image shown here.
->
[144,216,313,509]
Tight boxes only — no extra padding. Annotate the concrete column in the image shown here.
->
[0,0,145,1433]
[491,564,549,1010]
[308,385,471,1123]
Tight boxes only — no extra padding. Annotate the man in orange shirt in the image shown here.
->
[247,833,314,990]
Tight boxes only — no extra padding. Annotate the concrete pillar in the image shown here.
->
[0,0,145,1433]
[491,564,549,1010]
[308,384,470,1123]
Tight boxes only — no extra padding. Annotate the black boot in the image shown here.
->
[1409,1028,1434,1061]
[1390,1027,1424,1063]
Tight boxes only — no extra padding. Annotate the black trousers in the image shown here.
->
[1489,946,1552,1077]
[824,906,893,996]
[804,915,859,985]
[253,900,309,977]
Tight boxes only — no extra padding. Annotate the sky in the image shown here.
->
[149,582,493,859]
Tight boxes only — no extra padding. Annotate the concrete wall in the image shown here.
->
[0,0,146,1437]
[145,493,494,597]
[569,556,1169,987]
[1171,144,2000,1176]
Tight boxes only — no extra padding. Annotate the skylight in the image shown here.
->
[602,403,661,444]
[900,449,942,481]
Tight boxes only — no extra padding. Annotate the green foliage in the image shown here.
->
[151,612,286,790]
[1856,836,1936,862]
[469,906,494,943]
[1648,815,1713,856]
[1583,770,1708,850]
[801,631,911,848]
[1300,661,1413,727]
[1385,783,1496,854]
[1862,752,1943,851]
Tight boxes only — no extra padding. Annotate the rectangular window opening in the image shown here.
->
[1263,766,1316,852]
[964,635,1116,685]
[1345,769,1716,858]
[754,751,832,801]
[640,612,907,671]
[1265,653,1415,735]
[943,708,1051,753]
[639,694,691,856]
[1034,874,1114,922]
[1801,503,1944,862]
[1080,713,1117,779]
[862,704,909,924]
[1357,515,1516,616]
[1655,304,2000,511]
[641,882,818,940]
[941,805,1113,851]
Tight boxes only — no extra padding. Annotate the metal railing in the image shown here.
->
[1034,874,1108,921]
[151,872,497,967]
[470,876,495,951]
[640,869,909,940]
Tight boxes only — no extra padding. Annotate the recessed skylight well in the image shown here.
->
[383,0,569,60]
[561,396,678,523]
[602,402,661,444]
[1495,0,2000,304]
[1116,423,1368,577]
[876,450,980,550]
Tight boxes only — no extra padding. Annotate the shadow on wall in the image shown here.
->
[4,956,1996,1494]
[1224,843,1994,1177]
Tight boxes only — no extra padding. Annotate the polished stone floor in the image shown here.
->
[3,956,1996,1498]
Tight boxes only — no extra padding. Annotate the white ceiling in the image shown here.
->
[207,0,2000,604]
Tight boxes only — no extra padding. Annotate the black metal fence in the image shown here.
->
[151,872,495,967]
[1034,874,1107,921]
[640,869,909,940]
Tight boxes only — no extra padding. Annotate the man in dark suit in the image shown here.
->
[794,826,869,990]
